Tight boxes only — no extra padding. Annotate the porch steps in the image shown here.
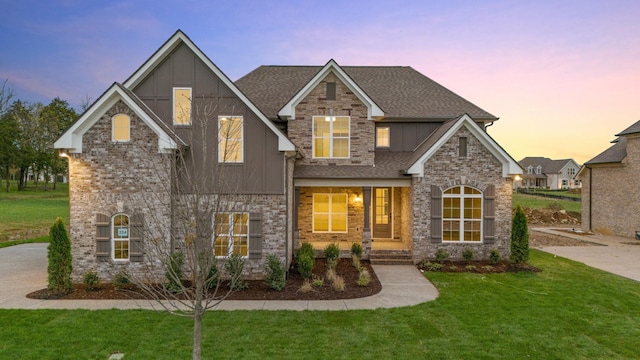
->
[369,249,415,265]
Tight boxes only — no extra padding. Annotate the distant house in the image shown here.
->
[578,120,640,237]
[54,30,522,281]
[514,157,581,190]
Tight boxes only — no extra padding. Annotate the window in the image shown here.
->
[112,114,130,142]
[313,193,347,232]
[218,116,243,163]
[376,127,390,148]
[527,166,533,174]
[568,168,576,176]
[112,214,130,260]
[214,213,248,257]
[313,116,349,158]
[443,186,482,242]
[535,166,542,174]
[326,82,336,100]
[459,137,468,157]
[173,87,192,125]
[562,180,568,187]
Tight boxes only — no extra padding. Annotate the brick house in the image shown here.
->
[514,157,581,189]
[578,120,640,237]
[55,30,521,280]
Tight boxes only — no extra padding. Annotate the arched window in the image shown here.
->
[112,214,130,260]
[112,114,130,142]
[443,185,482,242]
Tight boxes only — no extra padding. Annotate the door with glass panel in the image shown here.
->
[373,187,392,239]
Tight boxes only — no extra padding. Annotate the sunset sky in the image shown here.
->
[1,0,638,164]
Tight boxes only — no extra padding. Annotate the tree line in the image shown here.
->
[0,79,79,192]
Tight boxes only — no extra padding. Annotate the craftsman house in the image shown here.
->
[514,157,581,189]
[55,30,521,280]
[578,120,640,238]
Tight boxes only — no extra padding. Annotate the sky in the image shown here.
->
[1,0,639,164]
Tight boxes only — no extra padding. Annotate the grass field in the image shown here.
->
[513,192,581,213]
[0,250,638,359]
[0,182,69,242]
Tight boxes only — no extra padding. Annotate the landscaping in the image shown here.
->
[2,250,640,359]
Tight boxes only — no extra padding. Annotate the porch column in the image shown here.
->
[362,186,371,260]
[294,186,300,248]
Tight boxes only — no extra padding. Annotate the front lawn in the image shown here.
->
[1,250,638,359]
[513,193,581,213]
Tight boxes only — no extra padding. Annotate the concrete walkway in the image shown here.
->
[0,243,439,311]
[532,227,640,282]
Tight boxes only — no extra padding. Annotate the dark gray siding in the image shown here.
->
[381,122,441,152]
[133,43,285,194]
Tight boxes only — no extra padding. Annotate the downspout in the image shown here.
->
[587,165,592,232]
[484,121,494,132]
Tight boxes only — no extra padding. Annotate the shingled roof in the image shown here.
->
[583,120,640,165]
[519,157,575,174]
[235,65,498,121]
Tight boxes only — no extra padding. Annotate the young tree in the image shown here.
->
[0,112,20,192]
[510,205,530,263]
[48,217,72,293]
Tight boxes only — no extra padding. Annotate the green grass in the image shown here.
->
[513,193,581,213]
[1,250,638,359]
[0,181,68,242]
[529,189,582,199]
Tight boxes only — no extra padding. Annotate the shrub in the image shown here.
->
[298,278,313,293]
[511,205,530,263]
[332,275,346,292]
[164,252,184,293]
[350,242,363,258]
[489,250,501,265]
[448,264,459,271]
[113,271,130,290]
[357,269,371,287]
[83,269,100,290]
[351,254,363,271]
[463,248,475,262]
[264,254,286,291]
[435,248,449,263]
[482,265,494,272]
[312,275,324,287]
[225,253,248,290]
[297,242,315,279]
[47,217,72,293]
[205,262,219,289]
[324,243,340,271]
[422,261,442,272]
[464,265,477,272]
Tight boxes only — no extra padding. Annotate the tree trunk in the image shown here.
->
[18,167,27,191]
[4,165,9,192]
[192,294,204,360]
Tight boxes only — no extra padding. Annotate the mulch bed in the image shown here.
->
[418,260,541,273]
[27,258,382,301]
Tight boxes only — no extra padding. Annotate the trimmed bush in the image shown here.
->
[297,242,315,279]
[225,253,248,290]
[205,262,219,290]
[511,205,530,263]
[164,252,184,293]
[47,217,72,293]
[264,254,286,291]
[113,271,130,290]
[435,248,449,263]
[83,269,100,291]
[489,250,501,265]
[324,243,340,271]
[350,242,363,258]
[462,248,475,262]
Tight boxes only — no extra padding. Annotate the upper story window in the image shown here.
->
[376,127,390,148]
[313,116,350,158]
[112,214,130,260]
[173,87,192,125]
[535,166,542,174]
[567,168,576,176]
[218,116,243,163]
[213,213,248,257]
[459,137,468,157]
[443,185,482,242]
[112,114,130,142]
[527,166,533,174]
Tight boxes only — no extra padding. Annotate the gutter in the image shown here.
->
[586,164,592,232]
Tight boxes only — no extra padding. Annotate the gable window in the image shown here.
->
[112,114,130,142]
[326,82,336,100]
[313,193,347,232]
[567,168,576,176]
[535,166,542,174]
[173,87,192,125]
[112,214,130,260]
[313,116,350,158]
[527,166,533,174]
[218,116,243,163]
[376,127,390,148]
[214,213,248,257]
[443,186,482,242]
[459,137,468,157]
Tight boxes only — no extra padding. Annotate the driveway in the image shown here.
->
[532,228,640,282]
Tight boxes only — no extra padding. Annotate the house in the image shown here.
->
[578,120,640,238]
[55,30,522,281]
[514,157,581,189]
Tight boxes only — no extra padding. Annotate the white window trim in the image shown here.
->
[173,87,192,126]
[111,213,130,261]
[312,116,350,159]
[218,116,244,163]
[312,193,348,233]
[213,212,249,258]
[376,127,390,148]
[111,114,131,143]
[442,186,483,243]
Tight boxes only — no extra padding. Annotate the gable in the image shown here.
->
[406,114,521,177]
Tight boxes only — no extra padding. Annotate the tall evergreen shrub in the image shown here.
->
[510,205,530,263]
[47,217,72,293]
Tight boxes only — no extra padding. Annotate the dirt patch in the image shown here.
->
[519,207,581,226]
[529,231,600,248]
[27,258,381,301]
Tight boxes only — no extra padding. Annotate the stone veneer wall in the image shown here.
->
[582,134,640,237]
[288,73,374,166]
[297,187,364,243]
[400,187,413,249]
[412,127,513,261]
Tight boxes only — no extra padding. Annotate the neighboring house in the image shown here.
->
[514,157,581,190]
[578,120,640,238]
[55,30,522,281]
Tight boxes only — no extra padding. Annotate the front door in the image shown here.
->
[373,187,392,239]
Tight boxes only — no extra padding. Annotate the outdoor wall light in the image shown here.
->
[58,150,69,158]
[354,194,362,202]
